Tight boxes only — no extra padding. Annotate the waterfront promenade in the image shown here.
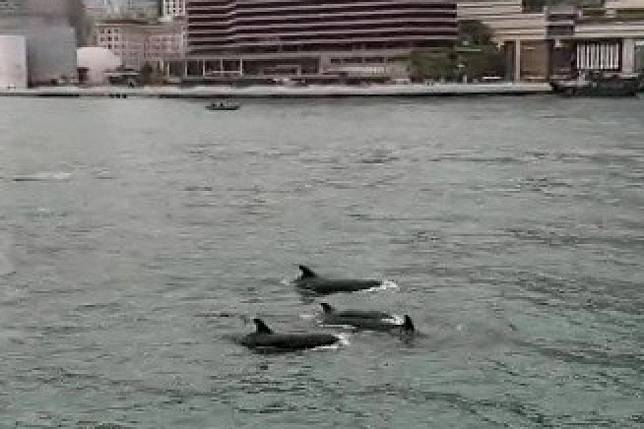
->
[0,82,550,98]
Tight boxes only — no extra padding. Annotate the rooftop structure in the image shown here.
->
[84,0,116,17]
[0,0,18,14]
[163,0,185,18]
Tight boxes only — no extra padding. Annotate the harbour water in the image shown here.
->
[1,96,643,428]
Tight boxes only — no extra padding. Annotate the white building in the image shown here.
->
[0,34,27,88]
[162,0,184,18]
[95,18,184,69]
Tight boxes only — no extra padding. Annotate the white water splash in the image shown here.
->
[93,169,115,180]
[382,315,405,325]
[359,279,399,293]
[337,333,351,346]
[320,323,358,331]
[299,313,315,320]
[280,278,294,286]
[312,332,351,351]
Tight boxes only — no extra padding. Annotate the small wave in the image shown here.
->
[280,278,294,286]
[183,185,213,192]
[93,170,115,180]
[0,252,14,276]
[0,235,15,276]
[12,172,72,182]
[359,155,400,165]
[359,279,399,293]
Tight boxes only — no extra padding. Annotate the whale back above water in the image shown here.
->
[294,265,382,295]
[320,303,415,334]
[320,303,390,320]
[239,318,340,351]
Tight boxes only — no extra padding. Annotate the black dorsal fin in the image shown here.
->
[298,265,318,279]
[403,315,415,332]
[320,303,334,314]
[253,318,273,334]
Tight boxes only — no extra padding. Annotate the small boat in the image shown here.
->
[550,71,640,97]
[206,101,240,111]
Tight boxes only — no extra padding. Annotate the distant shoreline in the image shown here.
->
[0,82,551,98]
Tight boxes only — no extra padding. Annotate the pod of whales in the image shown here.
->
[293,264,382,294]
[239,318,340,352]
[236,265,413,353]
[320,303,415,334]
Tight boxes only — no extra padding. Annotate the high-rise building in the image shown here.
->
[185,0,457,79]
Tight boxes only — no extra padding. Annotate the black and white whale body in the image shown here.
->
[294,265,383,295]
[239,318,340,352]
[320,303,415,334]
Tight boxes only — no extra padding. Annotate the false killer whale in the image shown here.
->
[239,318,340,352]
[294,265,383,295]
[320,303,415,334]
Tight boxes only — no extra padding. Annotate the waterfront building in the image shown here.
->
[457,0,549,81]
[96,18,185,70]
[572,0,644,75]
[184,0,458,81]
[457,0,644,80]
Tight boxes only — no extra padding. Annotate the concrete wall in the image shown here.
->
[25,23,78,84]
[0,34,27,88]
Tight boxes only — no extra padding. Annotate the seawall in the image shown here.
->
[0,83,551,98]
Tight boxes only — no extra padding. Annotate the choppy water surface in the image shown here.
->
[1,96,643,428]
